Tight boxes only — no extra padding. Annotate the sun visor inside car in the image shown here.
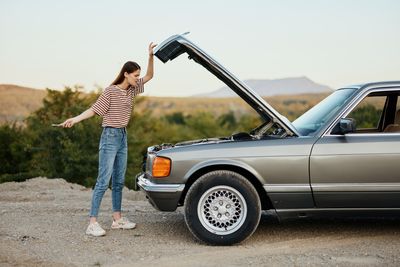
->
[155,41,186,63]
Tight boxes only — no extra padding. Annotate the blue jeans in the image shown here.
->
[89,127,128,217]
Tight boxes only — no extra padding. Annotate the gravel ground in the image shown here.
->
[1,177,400,267]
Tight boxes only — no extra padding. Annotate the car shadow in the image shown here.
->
[139,208,400,245]
[251,211,400,243]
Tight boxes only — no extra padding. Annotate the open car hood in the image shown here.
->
[154,34,300,137]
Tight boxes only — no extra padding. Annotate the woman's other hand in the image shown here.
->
[148,42,157,56]
[61,117,77,128]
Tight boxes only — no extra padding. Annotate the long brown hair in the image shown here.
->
[111,61,141,85]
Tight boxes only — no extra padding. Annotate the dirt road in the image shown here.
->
[1,178,399,267]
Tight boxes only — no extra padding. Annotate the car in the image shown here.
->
[136,33,400,245]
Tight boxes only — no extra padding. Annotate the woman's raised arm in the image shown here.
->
[142,42,157,84]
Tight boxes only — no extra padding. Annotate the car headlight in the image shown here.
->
[152,156,171,178]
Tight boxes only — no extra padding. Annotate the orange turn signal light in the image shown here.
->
[152,157,171,178]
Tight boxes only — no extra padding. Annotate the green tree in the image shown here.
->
[25,87,102,186]
[0,124,32,174]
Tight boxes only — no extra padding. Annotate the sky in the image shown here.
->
[1,0,399,97]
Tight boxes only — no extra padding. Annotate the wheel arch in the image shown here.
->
[179,163,274,210]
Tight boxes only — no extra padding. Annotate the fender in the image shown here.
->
[183,158,266,184]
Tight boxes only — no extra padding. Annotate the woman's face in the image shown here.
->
[125,69,141,86]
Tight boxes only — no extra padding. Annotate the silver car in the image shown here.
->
[137,34,400,245]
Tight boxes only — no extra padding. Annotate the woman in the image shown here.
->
[61,42,156,236]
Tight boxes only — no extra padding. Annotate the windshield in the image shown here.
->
[292,88,357,136]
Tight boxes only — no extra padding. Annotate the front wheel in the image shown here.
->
[184,170,261,245]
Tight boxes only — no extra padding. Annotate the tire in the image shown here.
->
[184,170,261,245]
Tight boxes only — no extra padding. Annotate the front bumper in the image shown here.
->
[136,173,185,211]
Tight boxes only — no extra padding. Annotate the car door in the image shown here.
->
[310,89,400,208]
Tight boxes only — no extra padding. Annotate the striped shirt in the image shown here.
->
[91,78,144,128]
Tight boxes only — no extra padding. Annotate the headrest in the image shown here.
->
[395,109,400,124]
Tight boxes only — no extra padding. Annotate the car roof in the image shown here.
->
[341,81,400,91]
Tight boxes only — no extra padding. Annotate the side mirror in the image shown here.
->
[331,118,356,135]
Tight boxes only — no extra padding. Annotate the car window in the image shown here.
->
[346,95,386,130]
[344,91,400,133]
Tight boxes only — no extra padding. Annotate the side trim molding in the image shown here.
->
[312,183,400,192]
[263,184,311,193]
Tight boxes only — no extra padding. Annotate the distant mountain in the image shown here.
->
[0,84,46,123]
[194,76,333,97]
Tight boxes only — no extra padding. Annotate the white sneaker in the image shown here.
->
[111,217,136,230]
[86,222,106,236]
